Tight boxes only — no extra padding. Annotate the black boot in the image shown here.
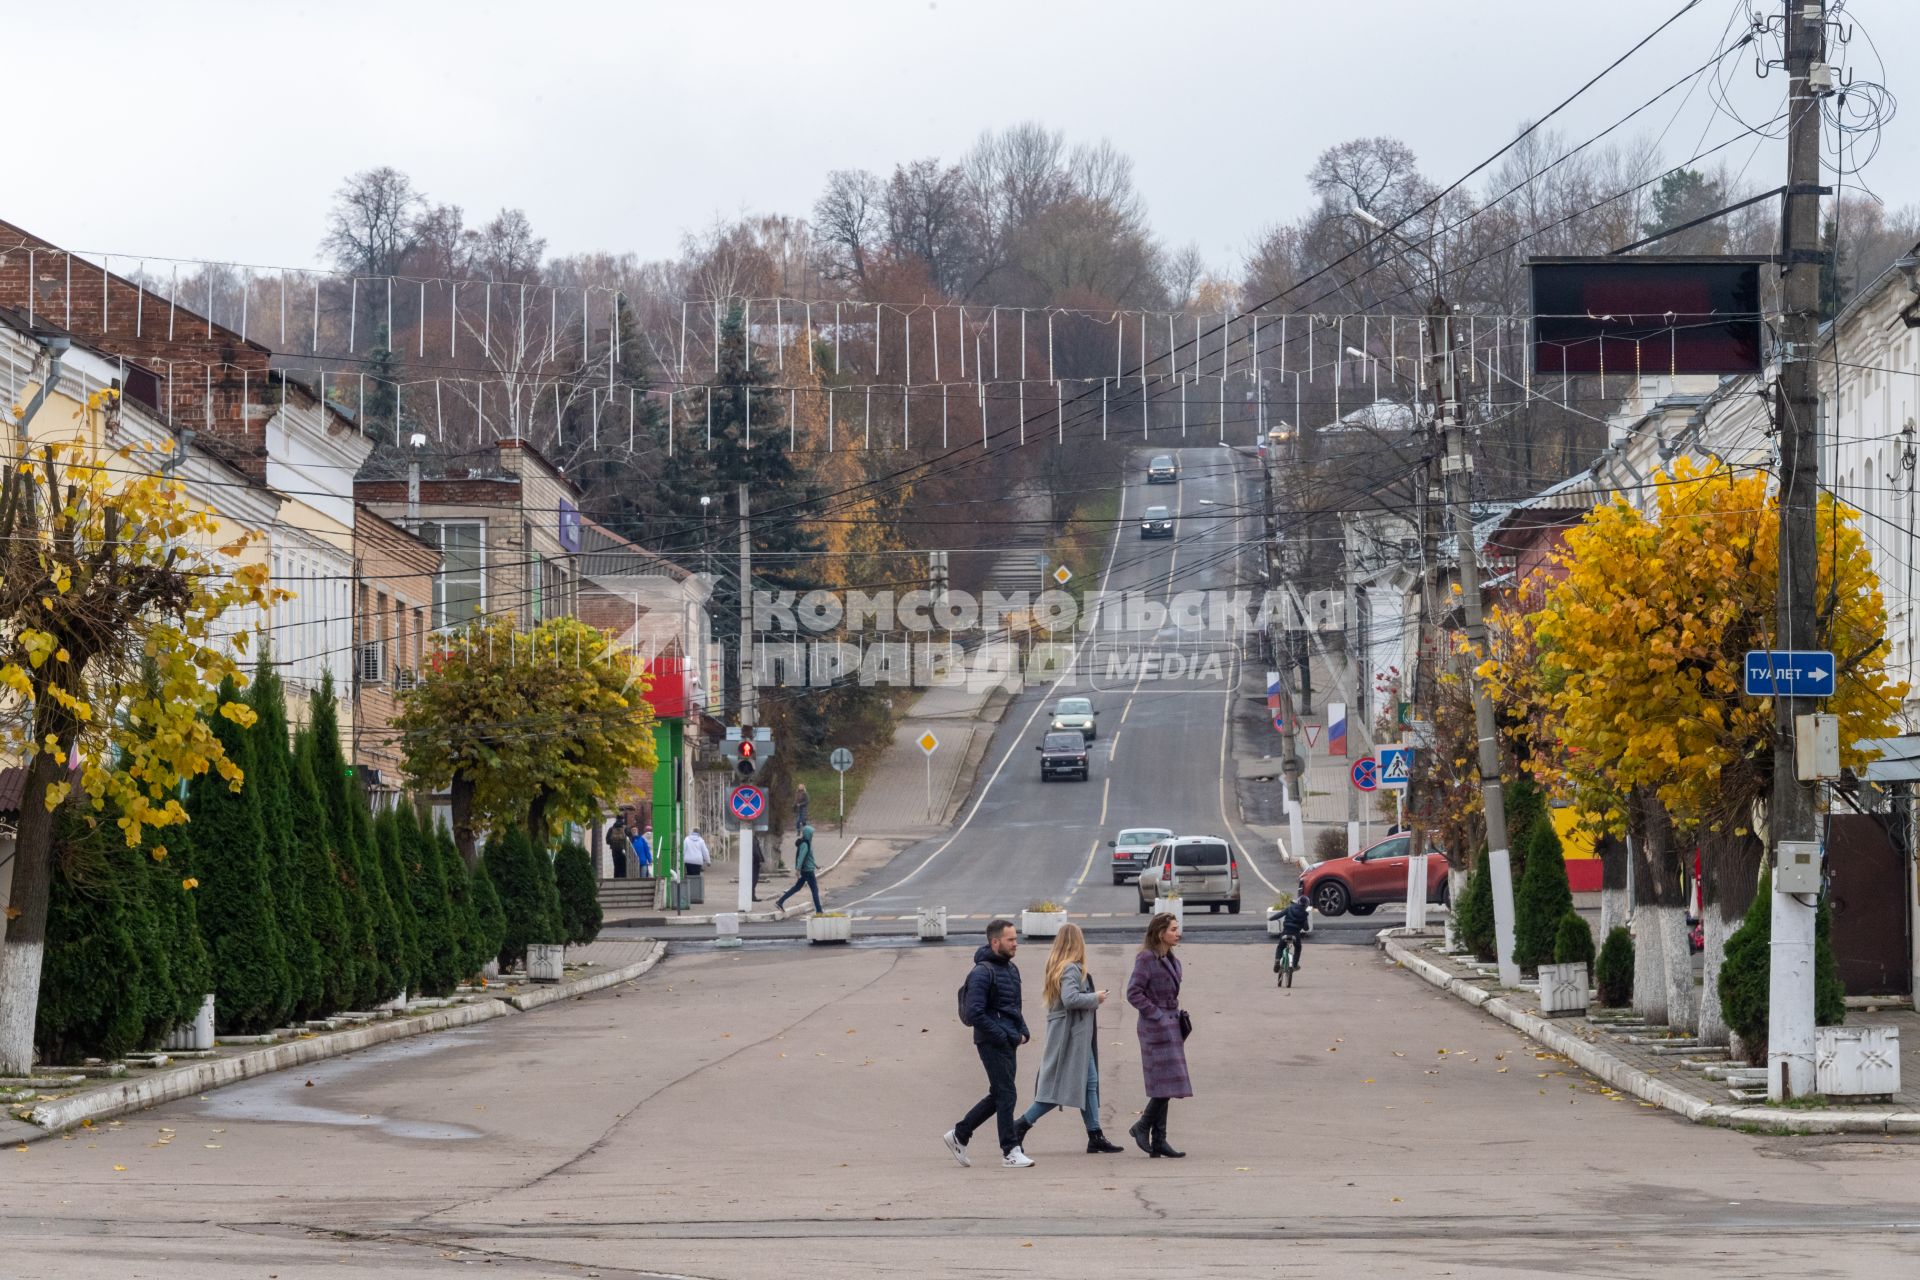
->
[1012,1117,1032,1150]
[1128,1115,1154,1155]
[1150,1115,1185,1159]
[1086,1129,1123,1154]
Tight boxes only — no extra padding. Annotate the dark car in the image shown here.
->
[1036,731,1090,781]
[1300,833,1449,917]
[1139,505,1174,539]
[1147,454,1178,483]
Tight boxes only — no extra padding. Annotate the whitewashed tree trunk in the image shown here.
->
[0,939,44,1076]
[1697,908,1734,1045]
[1632,910,1669,1024]
[1658,904,1697,1035]
[1599,887,1629,941]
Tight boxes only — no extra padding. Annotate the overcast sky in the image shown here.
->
[11,0,1915,277]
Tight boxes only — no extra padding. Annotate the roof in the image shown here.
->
[0,765,24,816]
[1859,735,1920,784]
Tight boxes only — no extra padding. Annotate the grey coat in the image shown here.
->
[1031,962,1101,1108]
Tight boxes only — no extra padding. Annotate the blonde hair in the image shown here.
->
[1042,922,1089,1007]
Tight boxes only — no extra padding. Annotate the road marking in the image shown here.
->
[1099,776,1111,825]
[1075,838,1101,888]
[1120,696,1134,725]
[1107,729,1119,764]
[844,482,1132,909]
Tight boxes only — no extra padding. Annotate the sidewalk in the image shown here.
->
[623,679,1014,927]
[0,937,663,1147]
[1381,930,1920,1134]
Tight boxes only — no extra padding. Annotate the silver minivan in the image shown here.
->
[1136,836,1241,914]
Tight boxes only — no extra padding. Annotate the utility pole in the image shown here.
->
[1768,0,1827,1102]
[1433,297,1519,987]
[1264,429,1309,868]
[1405,440,1444,933]
[1343,516,1363,856]
[736,481,756,914]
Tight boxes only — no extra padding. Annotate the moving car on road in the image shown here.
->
[1108,826,1173,885]
[1037,731,1091,782]
[1300,833,1448,917]
[1147,454,1178,483]
[1137,836,1241,914]
[1051,695,1098,741]
[1139,505,1175,539]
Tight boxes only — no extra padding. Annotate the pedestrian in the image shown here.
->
[683,827,710,903]
[605,814,630,879]
[773,824,822,913]
[1012,923,1123,1154]
[1274,893,1311,978]
[1125,912,1190,1158]
[632,822,653,878]
[794,781,811,834]
[943,919,1034,1169]
[751,835,765,901]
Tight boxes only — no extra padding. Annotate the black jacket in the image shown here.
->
[1280,897,1310,935]
[963,944,1029,1047]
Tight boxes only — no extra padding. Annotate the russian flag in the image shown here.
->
[1328,702,1347,757]
[1266,670,1281,713]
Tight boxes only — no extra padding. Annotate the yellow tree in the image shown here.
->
[394,614,658,860]
[0,421,280,1072]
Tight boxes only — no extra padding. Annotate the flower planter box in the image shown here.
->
[481,960,501,981]
[806,914,854,944]
[1817,1025,1900,1097]
[1021,910,1067,939]
[1536,962,1589,1017]
[163,994,216,1052]
[377,988,410,1013]
[1152,898,1184,926]
[526,944,566,983]
[917,906,948,940]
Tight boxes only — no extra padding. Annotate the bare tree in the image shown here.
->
[814,169,885,287]
[323,166,427,277]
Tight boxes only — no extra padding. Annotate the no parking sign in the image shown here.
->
[1350,757,1379,792]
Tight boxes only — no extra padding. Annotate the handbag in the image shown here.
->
[1178,1010,1194,1040]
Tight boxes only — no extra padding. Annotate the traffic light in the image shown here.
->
[736,738,757,778]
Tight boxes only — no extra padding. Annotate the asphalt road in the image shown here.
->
[833,443,1297,934]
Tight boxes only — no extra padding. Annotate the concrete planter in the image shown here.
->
[714,912,742,936]
[527,944,566,983]
[1021,910,1067,939]
[1152,898,1184,926]
[1536,962,1589,1017]
[1816,1025,1900,1097]
[806,914,854,945]
[1266,912,1286,937]
[377,988,410,1013]
[163,994,216,1052]
[917,906,948,940]
[481,959,501,981]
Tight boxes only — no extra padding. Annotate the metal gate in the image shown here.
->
[1826,813,1912,996]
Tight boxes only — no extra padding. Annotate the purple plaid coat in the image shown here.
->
[1127,950,1192,1099]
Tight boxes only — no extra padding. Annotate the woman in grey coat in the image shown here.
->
[1011,924,1124,1154]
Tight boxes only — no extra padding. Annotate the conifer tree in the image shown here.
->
[396,804,458,996]
[554,840,603,946]
[470,854,509,974]
[1513,820,1574,970]
[308,675,406,1003]
[246,658,328,1018]
[296,727,375,1008]
[434,821,485,980]
[373,807,423,996]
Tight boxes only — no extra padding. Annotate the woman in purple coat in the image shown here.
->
[1125,912,1190,1158]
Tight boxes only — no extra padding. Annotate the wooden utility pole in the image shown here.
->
[1768,0,1827,1101]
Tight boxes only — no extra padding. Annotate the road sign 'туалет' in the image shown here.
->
[1744,649,1835,698]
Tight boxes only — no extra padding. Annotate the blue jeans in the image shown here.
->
[1020,1054,1100,1132]
[776,869,822,912]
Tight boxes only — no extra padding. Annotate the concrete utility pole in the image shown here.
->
[1768,0,1827,1102]
[1263,430,1310,866]
[736,481,756,914]
[1405,439,1444,931]
[1432,297,1518,987]
[1343,516,1363,856]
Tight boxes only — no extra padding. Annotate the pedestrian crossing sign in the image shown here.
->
[1378,744,1412,790]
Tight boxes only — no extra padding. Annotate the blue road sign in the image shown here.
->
[1350,757,1379,792]
[729,785,767,822]
[1744,650,1836,698]
[1377,745,1412,790]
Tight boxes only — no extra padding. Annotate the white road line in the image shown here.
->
[1107,729,1119,764]
[1075,838,1100,888]
[1099,776,1111,825]
[1120,696,1134,725]
[843,476,1134,909]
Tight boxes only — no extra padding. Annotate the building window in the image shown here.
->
[424,521,485,629]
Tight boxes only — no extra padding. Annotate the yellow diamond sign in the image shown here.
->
[1053,564,1073,586]
[917,731,940,755]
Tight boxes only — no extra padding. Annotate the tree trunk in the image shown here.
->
[1629,787,1690,1027]
[1699,906,1735,1045]
[1696,827,1762,1046]
[451,773,477,868]
[1597,832,1629,940]
[0,752,66,1074]
[1658,904,1697,1035]
[1631,909,1670,1024]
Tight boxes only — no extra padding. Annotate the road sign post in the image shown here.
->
[830,747,854,835]
[918,732,940,820]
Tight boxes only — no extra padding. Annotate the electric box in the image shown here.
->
[1775,839,1823,895]
[1795,713,1841,780]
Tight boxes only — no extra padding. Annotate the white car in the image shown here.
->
[1051,696,1097,741]
[1109,826,1173,885]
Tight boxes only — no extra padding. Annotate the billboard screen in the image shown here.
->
[1529,256,1764,376]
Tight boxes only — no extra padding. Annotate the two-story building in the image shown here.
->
[351,507,441,808]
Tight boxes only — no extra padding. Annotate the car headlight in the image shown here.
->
[1051,720,1065,730]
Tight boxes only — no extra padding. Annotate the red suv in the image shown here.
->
[1301,834,1449,917]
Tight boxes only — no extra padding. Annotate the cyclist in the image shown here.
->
[1273,894,1311,982]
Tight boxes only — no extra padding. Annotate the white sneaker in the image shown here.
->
[1002,1146,1034,1168]
[942,1129,970,1167]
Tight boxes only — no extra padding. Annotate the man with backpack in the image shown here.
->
[943,919,1034,1169]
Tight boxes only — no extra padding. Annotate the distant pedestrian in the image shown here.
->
[751,835,765,901]
[632,823,653,878]
[794,782,811,834]
[683,828,710,900]
[1012,923,1122,1154]
[943,919,1034,1169]
[774,825,821,913]
[1126,912,1190,1158]
[605,816,631,879]
[1274,894,1311,978]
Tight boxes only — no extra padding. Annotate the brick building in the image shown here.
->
[351,507,441,807]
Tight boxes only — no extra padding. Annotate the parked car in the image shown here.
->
[1108,826,1173,885]
[1137,836,1241,914]
[1300,833,1448,917]
[1148,453,1179,483]
[1050,695,1098,741]
[1139,505,1175,539]
[1036,730,1090,781]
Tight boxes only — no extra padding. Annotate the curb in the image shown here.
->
[17,941,669,1143]
[612,842,866,928]
[1378,933,1920,1136]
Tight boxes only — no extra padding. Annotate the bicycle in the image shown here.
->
[1274,934,1301,988]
